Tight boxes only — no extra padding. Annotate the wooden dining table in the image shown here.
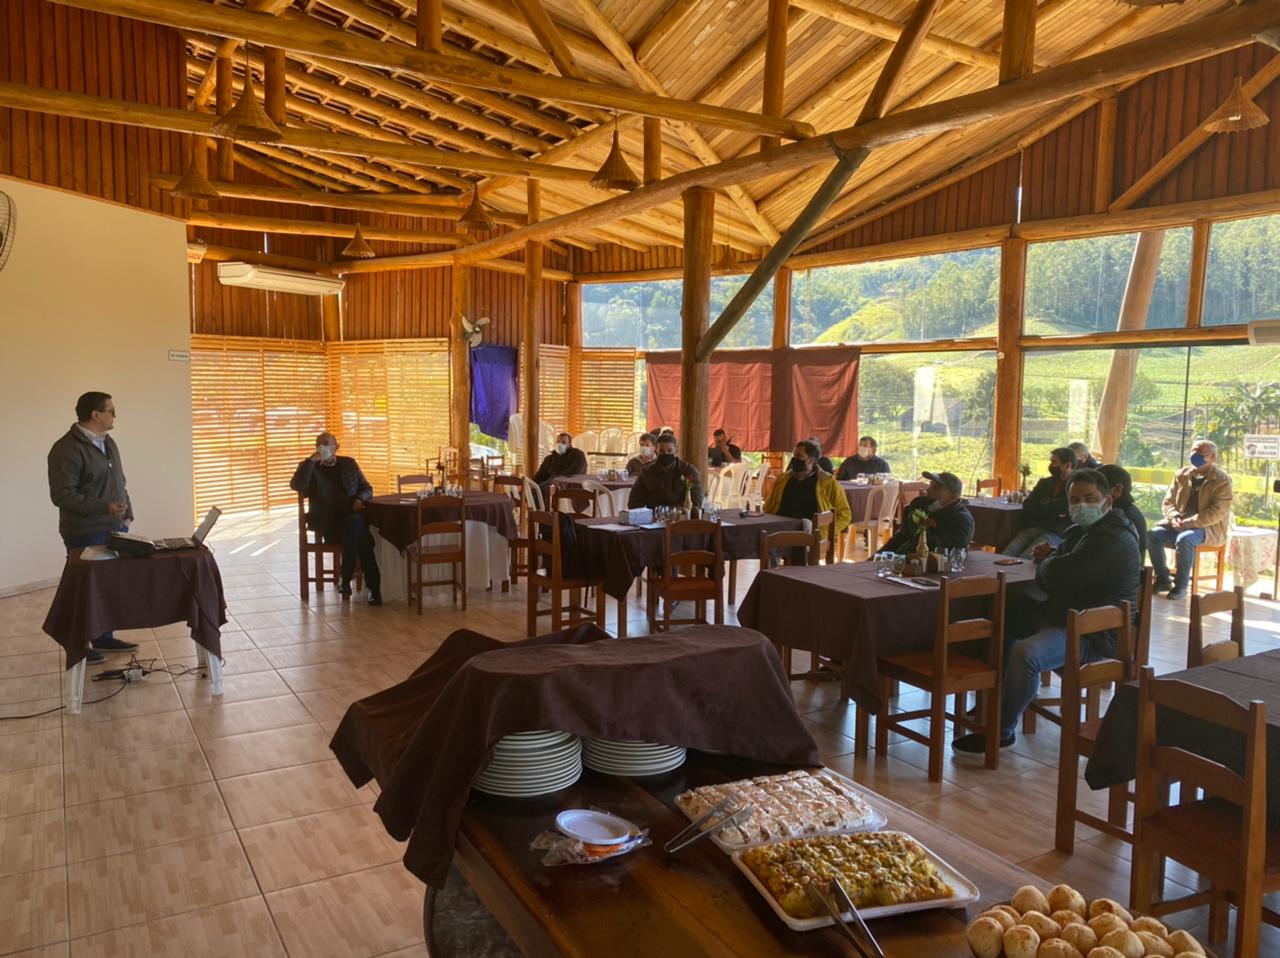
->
[444,752,1037,957]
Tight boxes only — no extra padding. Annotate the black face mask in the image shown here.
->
[789,457,809,474]
[1049,465,1062,479]
[656,453,676,467]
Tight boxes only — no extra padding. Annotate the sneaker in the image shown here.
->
[1165,588,1187,600]
[85,648,106,666]
[952,731,1015,753]
[91,637,139,653]
[1154,578,1173,593]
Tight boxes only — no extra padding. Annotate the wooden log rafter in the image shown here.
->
[761,0,790,154]
[510,0,587,80]
[190,0,293,109]
[187,210,466,246]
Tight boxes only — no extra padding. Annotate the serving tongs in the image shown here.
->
[664,798,753,854]
[807,880,884,958]
[831,877,885,958]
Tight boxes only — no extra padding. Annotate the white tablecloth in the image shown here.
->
[1228,525,1277,590]
[374,521,510,603]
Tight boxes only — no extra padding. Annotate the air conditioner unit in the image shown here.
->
[1248,319,1280,346]
[216,262,344,296]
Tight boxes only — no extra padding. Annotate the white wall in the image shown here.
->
[0,176,193,594]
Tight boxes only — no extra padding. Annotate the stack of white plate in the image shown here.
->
[473,730,582,798]
[582,738,686,776]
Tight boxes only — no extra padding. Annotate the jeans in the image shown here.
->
[1000,625,1112,738]
[1002,527,1063,558]
[63,526,127,642]
[323,513,381,593]
[1147,524,1206,589]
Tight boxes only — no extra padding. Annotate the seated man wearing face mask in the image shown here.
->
[290,432,382,604]
[1068,441,1102,470]
[877,471,974,555]
[1001,447,1075,558]
[625,433,658,476]
[763,440,852,532]
[836,435,891,480]
[628,434,703,509]
[1148,438,1232,600]
[533,432,589,491]
[805,437,835,475]
[707,428,742,467]
[953,469,1139,753]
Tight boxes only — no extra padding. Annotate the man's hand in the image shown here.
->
[1032,541,1054,563]
[351,498,365,513]
[310,450,324,462]
[1170,516,1185,530]
[107,501,128,518]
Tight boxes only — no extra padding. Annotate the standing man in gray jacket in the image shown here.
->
[47,391,140,663]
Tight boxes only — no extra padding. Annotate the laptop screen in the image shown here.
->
[192,507,222,543]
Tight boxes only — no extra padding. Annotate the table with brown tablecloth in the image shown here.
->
[365,492,518,550]
[966,498,1024,550]
[552,474,636,512]
[737,551,1039,710]
[329,622,821,888]
[1084,649,1280,815]
[43,547,227,670]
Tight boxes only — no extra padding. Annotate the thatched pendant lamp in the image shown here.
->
[342,224,375,259]
[211,49,283,143]
[590,114,639,192]
[1203,77,1269,134]
[170,156,220,202]
[457,184,495,232]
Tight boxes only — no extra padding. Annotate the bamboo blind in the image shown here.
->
[518,343,572,431]
[577,348,639,433]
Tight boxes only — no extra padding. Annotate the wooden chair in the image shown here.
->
[297,493,361,600]
[396,473,432,493]
[759,530,821,678]
[526,510,605,637]
[975,477,1002,498]
[435,446,461,485]
[551,485,597,516]
[1053,602,1136,853]
[870,573,1007,782]
[1188,586,1247,668]
[1130,667,1278,958]
[646,519,724,632]
[406,495,466,613]
[812,510,838,565]
[492,474,530,581]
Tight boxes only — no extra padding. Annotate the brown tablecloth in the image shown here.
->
[43,547,227,670]
[1085,649,1280,816]
[966,498,1023,550]
[576,513,806,599]
[329,623,821,887]
[365,492,518,550]
[737,551,1039,710]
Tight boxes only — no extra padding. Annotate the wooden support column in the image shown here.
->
[321,294,341,343]
[769,266,792,465]
[450,259,472,465]
[215,54,234,179]
[1186,218,1211,329]
[417,0,442,52]
[999,0,1037,83]
[993,237,1026,490]
[263,47,286,125]
[523,180,542,475]
[1093,94,1117,213]
[643,116,662,185]
[761,0,789,153]
[567,283,583,434]
[1095,230,1166,462]
[681,187,716,478]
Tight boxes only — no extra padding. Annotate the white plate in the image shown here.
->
[583,745,683,758]
[583,758,686,776]
[730,831,980,931]
[473,768,582,798]
[555,809,636,845]
[494,732,576,752]
[476,762,583,786]
[486,744,582,768]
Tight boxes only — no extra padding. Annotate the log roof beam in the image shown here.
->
[510,0,587,80]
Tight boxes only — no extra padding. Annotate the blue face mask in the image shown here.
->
[1069,502,1107,529]
[1190,452,1207,468]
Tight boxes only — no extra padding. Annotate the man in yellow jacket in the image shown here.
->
[763,439,852,534]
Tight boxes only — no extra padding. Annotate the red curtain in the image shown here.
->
[645,346,861,456]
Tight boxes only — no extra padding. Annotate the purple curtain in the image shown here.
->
[469,345,517,440]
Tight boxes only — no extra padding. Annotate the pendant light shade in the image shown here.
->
[170,156,220,202]
[457,184,495,232]
[1203,77,1269,134]
[211,50,283,143]
[590,115,639,192]
[341,224,375,259]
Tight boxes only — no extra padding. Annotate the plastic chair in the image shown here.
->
[715,462,749,508]
[573,430,599,453]
[579,479,618,518]
[741,464,769,510]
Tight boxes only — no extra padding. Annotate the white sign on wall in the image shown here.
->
[1244,434,1280,459]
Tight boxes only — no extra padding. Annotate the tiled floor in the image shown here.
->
[1,511,1278,956]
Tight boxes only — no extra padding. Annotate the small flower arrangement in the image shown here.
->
[910,507,938,529]
[1018,462,1032,480]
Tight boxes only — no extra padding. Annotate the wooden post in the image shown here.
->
[523,180,542,476]
[450,260,472,467]
[998,0,1037,84]
[566,283,583,434]
[215,54,234,179]
[769,266,792,466]
[643,116,662,185]
[321,294,341,342]
[1093,94,1117,213]
[417,0,443,53]
[992,237,1026,490]
[1186,218,1211,328]
[681,187,715,479]
[761,0,788,153]
[1095,230,1166,462]
[263,47,286,125]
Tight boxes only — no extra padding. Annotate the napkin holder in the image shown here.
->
[902,552,948,576]
[621,507,653,525]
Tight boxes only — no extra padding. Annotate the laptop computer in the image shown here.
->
[152,507,222,551]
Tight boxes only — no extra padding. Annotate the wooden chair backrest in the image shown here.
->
[933,573,1005,677]
[552,486,596,516]
[1188,586,1246,668]
[760,530,820,567]
[414,495,466,539]
[491,474,523,500]
[1133,567,1155,670]
[527,510,562,584]
[397,473,432,493]
[1061,603,1133,727]
[975,477,1002,497]
[297,492,320,546]
[812,510,837,563]
[663,519,724,583]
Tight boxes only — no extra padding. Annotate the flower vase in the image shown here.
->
[914,529,929,561]
[682,488,692,520]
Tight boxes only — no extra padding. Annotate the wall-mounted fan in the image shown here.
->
[461,315,490,348]
[0,191,14,273]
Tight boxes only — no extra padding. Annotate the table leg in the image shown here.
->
[615,595,628,639]
[66,656,86,715]
[196,641,225,696]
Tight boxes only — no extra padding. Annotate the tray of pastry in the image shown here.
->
[674,768,885,853]
[733,830,979,932]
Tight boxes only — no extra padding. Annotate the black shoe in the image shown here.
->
[952,732,1015,753]
[86,648,106,666]
[1165,588,1187,600]
[92,637,139,653]
[339,580,352,599]
[367,590,383,606]
[1154,578,1173,593]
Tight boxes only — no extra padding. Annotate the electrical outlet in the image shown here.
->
[124,668,145,683]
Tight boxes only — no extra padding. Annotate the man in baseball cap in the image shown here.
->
[878,471,974,555]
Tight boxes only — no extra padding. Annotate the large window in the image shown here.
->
[582,275,775,350]
[1204,214,1280,326]
[790,249,1000,345]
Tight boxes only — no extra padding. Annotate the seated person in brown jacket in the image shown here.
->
[627,434,704,509]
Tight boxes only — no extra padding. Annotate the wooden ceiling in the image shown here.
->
[36,0,1262,261]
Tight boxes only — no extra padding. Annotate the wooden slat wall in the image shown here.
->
[1020,107,1099,222]
[577,348,638,434]
[189,263,326,340]
[571,244,686,275]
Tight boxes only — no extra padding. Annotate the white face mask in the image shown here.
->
[318,444,336,462]
[858,446,873,459]
[639,446,655,460]
[555,442,569,455]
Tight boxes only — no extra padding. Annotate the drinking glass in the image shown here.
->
[949,548,967,573]
[874,554,892,578]
[891,553,906,576]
